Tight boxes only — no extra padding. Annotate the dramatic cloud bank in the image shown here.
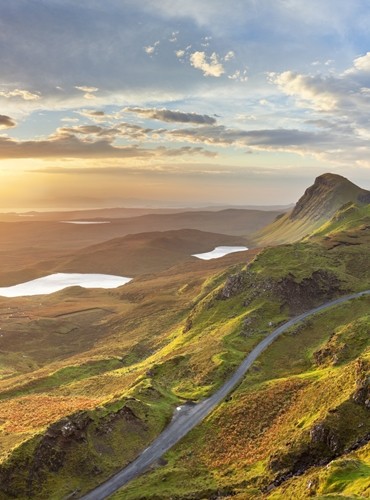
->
[2,0,370,209]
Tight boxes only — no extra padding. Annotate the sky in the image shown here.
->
[2,0,370,209]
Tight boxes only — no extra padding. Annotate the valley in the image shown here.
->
[0,174,369,499]
[4,2,370,498]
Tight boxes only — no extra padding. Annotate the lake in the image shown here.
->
[0,273,132,297]
[192,246,248,260]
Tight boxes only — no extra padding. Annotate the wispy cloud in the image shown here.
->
[2,0,370,210]
[228,69,248,82]
[165,124,330,149]
[169,31,179,42]
[124,107,217,125]
[75,86,99,100]
[0,88,40,101]
[224,51,235,61]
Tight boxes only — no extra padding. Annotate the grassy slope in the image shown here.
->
[253,211,324,246]
[0,248,263,498]
[116,301,370,499]
[1,205,370,499]
[112,205,370,500]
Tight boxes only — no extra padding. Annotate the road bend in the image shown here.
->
[81,290,370,500]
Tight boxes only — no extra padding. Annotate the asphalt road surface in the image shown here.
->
[81,290,370,500]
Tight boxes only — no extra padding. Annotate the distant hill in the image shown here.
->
[0,208,280,283]
[58,228,248,276]
[0,205,291,222]
[0,208,281,253]
[254,173,370,245]
[0,209,282,286]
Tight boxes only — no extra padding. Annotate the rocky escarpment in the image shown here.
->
[275,269,343,314]
[266,358,370,492]
[353,358,370,409]
[0,402,147,499]
[216,267,342,315]
[290,173,370,222]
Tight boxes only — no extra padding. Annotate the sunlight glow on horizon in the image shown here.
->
[1,1,370,209]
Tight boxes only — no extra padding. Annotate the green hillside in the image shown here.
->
[113,204,370,499]
[0,178,370,499]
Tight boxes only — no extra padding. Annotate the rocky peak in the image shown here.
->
[290,173,370,221]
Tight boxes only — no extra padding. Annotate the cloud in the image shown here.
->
[228,69,248,82]
[155,145,216,157]
[60,120,159,140]
[0,115,16,129]
[144,45,155,55]
[60,117,80,123]
[0,89,40,101]
[75,86,99,93]
[165,124,329,149]
[32,161,229,178]
[57,122,153,140]
[144,40,160,55]
[76,110,106,122]
[269,71,340,111]
[148,0,365,37]
[264,54,370,165]
[224,51,235,61]
[1,0,368,112]
[124,107,217,125]
[175,49,185,58]
[59,125,106,135]
[189,51,225,77]
[81,110,105,117]
[77,109,124,123]
[269,52,370,132]
[351,52,370,73]
[75,86,99,99]
[0,134,147,160]
[0,131,216,160]
[169,31,179,42]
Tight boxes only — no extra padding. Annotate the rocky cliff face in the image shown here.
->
[290,173,370,222]
[254,173,370,245]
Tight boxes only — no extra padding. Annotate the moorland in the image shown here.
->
[0,173,369,499]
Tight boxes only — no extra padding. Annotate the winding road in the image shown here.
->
[81,290,370,500]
